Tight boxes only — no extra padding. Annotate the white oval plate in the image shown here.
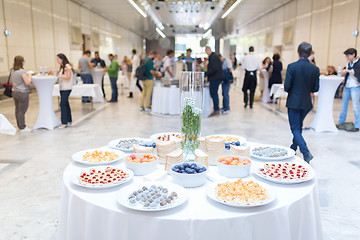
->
[250,145,295,161]
[72,147,125,166]
[255,162,315,184]
[150,132,181,142]
[206,181,276,208]
[206,134,247,145]
[72,166,134,189]
[116,181,188,212]
[108,138,151,152]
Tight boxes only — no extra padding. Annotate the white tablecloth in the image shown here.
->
[52,84,105,103]
[270,84,288,99]
[59,153,322,240]
[91,69,105,86]
[152,85,213,117]
[32,76,60,130]
[310,76,343,132]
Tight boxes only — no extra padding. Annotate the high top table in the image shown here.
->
[91,68,105,87]
[32,75,60,130]
[59,150,322,240]
[310,76,343,132]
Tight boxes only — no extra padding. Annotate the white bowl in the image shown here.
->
[124,153,158,176]
[170,163,208,188]
[217,156,251,178]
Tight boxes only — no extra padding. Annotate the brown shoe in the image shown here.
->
[209,110,220,117]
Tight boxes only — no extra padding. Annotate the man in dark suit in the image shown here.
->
[284,42,320,163]
[205,46,224,117]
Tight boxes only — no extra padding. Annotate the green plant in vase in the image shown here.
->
[181,97,202,156]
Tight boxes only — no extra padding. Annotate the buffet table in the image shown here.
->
[52,84,105,103]
[32,76,60,130]
[269,84,287,99]
[152,85,212,117]
[59,147,322,240]
[310,76,343,132]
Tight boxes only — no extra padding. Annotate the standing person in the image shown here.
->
[205,46,224,117]
[153,53,163,72]
[107,54,119,102]
[220,54,233,114]
[233,53,238,70]
[139,50,162,111]
[259,57,271,99]
[269,53,283,102]
[128,49,140,98]
[11,56,32,132]
[56,53,74,129]
[78,50,93,102]
[163,49,175,79]
[337,48,360,132]
[91,51,106,98]
[284,42,320,163]
[241,46,261,108]
[184,48,195,71]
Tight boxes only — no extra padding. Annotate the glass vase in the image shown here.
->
[179,71,204,158]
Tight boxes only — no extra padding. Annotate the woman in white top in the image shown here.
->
[56,53,73,128]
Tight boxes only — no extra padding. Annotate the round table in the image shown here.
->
[59,153,322,240]
[310,75,343,132]
[91,69,105,87]
[32,76,60,130]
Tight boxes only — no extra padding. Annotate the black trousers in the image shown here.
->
[60,90,72,124]
[242,70,257,107]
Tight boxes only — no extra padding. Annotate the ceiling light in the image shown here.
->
[221,0,242,19]
[128,0,147,17]
[156,27,166,38]
[203,29,212,38]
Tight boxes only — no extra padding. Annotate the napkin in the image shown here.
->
[0,114,16,135]
[206,171,229,182]
[143,169,168,181]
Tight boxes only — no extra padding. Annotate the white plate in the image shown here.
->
[206,181,276,208]
[108,138,149,152]
[72,166,134,189]
[72,147,125,165]
[116,182,188,212]
[206,134,247,145]
[250,145,295,161]
[150,132,181,142]
[255,162,315,184]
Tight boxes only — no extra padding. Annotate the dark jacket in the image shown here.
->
[284,58,320,110]
[269,60,283,88]
[206,52,224,81]
[345,59,360,84]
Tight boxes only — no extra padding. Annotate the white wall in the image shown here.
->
[0,0,143,76]
[231,0,360,72]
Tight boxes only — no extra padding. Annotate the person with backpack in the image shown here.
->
[136,50,162,111]
[107,54,119,102]
[10,56,32,132]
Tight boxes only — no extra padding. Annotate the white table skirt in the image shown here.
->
[32,76,60,130]
[59,150,322,240]
[91,69,105,86]
[53,84,105,103]
[310,76,343,132]
[152,85,213,117]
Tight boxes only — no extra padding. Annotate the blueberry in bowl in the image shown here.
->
[170,162,207,188]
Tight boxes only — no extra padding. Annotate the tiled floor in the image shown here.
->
[0,86,359,240]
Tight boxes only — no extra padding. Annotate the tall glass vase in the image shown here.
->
[179,71,204,159]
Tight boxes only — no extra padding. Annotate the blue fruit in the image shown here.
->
[187,169,195,174]
[178,165,184,170]
[190,163,197,168]
[183,163,190,168]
